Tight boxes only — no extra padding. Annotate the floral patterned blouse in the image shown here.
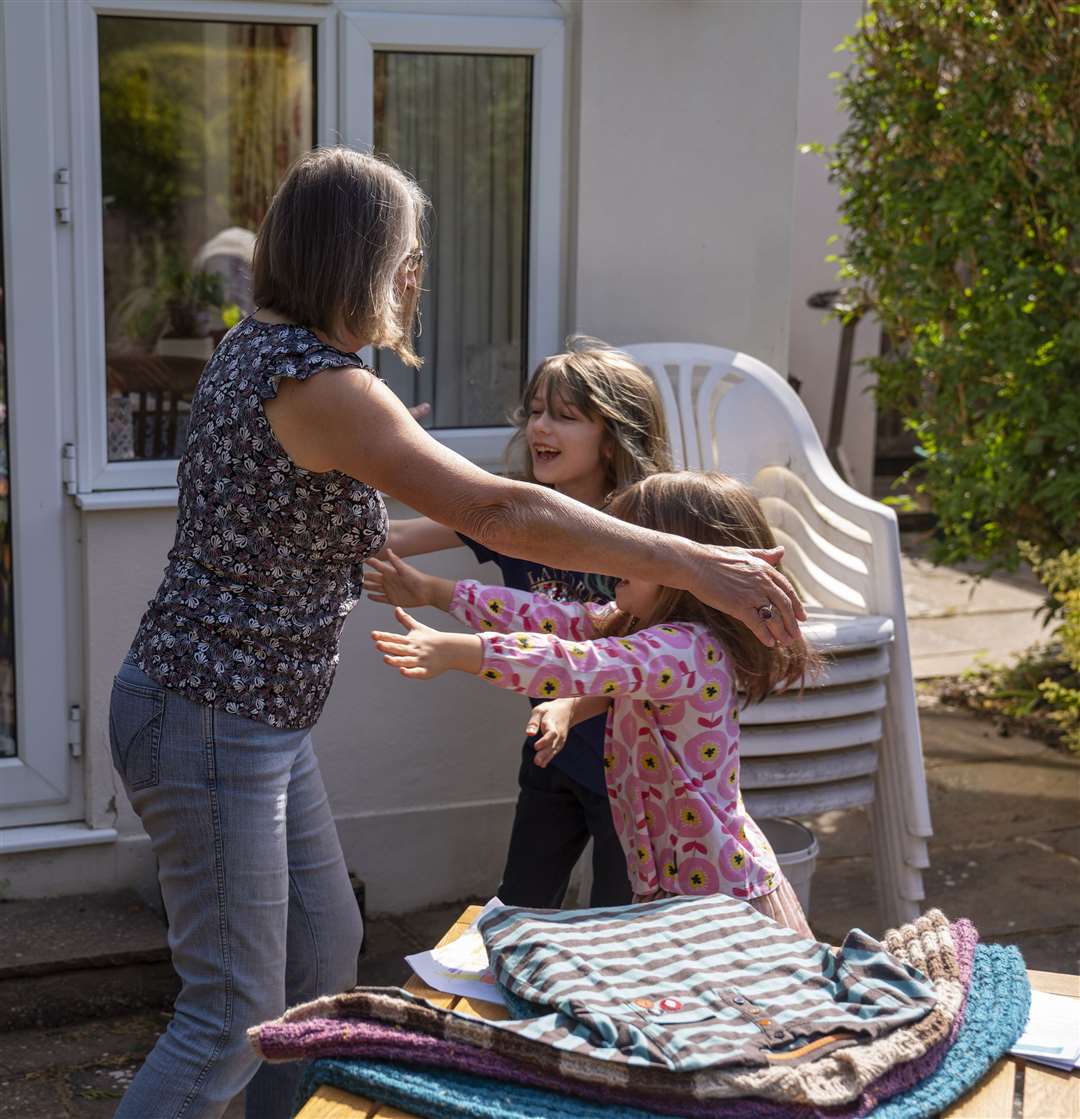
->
[449,580,782,901]
[130,316,388,728]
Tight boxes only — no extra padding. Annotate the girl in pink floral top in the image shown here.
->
[372,473,817,935]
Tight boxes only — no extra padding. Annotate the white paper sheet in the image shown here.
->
[404,897,508,1007]
[1010,988,1080,1071]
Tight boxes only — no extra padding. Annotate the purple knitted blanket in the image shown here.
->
[253,920,977,1119]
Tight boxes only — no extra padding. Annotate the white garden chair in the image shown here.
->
[621,343,931,928]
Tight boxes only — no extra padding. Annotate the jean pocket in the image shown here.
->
[109,677,166,790]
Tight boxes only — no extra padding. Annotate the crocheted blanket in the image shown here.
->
[290,943,1028,1119]
[252,907,963,1108]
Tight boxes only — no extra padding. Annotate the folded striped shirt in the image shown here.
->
[477,894,936,1071]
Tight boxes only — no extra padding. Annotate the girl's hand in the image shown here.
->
[363,549,452,610]
[526,699,574,768]
[371,607,481,679]
[526,695,613,768]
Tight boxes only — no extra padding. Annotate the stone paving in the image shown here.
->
[806,708,1080,970]
[899,541,1048,679]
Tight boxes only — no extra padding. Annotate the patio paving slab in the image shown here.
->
[900,549,1048,678]
[901,553,1044,617]
[807,841,1080,947]
[0,890,168,980]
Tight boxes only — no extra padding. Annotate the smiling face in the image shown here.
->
[526,389,610,505]
[614,575,663,620]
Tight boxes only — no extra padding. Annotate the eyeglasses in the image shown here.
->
[404,248,425,272]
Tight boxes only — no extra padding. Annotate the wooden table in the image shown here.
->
[297,906,1080,1119]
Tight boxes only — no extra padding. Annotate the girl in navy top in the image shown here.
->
[364,339,673,907]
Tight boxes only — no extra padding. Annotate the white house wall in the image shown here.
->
[571,0,803,371]
[66,504,527,913]
[787,0,879,495]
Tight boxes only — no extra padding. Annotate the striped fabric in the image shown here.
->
[477,894,936,1072]
[251,904,964,1108]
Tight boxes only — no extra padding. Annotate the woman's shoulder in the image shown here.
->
[226,315,375,384]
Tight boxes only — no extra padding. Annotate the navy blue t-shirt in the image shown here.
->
[457,535,613,796]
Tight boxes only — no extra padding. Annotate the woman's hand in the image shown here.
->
[693,544,805,648]
[363,549,453,610]
[371,607,481,679]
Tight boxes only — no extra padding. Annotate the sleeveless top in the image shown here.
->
[130,316,389,729]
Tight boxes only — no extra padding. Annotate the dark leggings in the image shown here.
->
[498,743,633,909]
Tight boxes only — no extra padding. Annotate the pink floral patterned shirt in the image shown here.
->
[449,580,781,901]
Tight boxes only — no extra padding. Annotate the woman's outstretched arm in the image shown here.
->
[264,368,805,647]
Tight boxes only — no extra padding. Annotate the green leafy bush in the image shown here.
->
[1025,546,1080,751]
[829,0,1080,572]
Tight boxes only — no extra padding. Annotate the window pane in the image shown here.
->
[374,52,532,428]
[0,138,16,758]
[98,17,315,461]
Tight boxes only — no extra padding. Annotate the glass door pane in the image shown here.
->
[0,137,16,759]
[373,52,532,428]
[98,17,315,461]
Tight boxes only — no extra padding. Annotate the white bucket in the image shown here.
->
[759,818,819,913]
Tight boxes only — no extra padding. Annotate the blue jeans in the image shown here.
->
[110,659,363,1119]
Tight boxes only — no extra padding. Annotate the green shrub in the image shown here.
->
[1024,546,1080,752]
[829,0,1080,572]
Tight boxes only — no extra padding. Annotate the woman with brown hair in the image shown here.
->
[109,147,804,1119]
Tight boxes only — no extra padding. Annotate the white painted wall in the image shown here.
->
[65,503,526,914]
[571,0,803,372]
[787,0,879,494]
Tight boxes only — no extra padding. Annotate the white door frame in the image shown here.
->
[0,0,82,824]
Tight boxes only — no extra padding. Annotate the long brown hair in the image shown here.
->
[506,337,673,496]
[253,147,428,367]
[603,472,817,704]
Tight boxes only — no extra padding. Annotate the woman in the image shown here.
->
[109,147,803,1119]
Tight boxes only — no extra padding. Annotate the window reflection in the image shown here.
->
[98,17,315,460]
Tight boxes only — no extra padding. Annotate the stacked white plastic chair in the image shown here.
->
[622,343,931,928]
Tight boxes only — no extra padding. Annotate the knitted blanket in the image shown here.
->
[290,943,1028,1119]
[253,908,963,1108]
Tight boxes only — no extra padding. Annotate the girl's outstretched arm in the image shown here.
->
[385,517,463,558]
[372,608,729,706]
[475,624,721,703]
[447,580,616,640]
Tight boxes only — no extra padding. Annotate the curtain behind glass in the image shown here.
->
[374,52,532,428]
